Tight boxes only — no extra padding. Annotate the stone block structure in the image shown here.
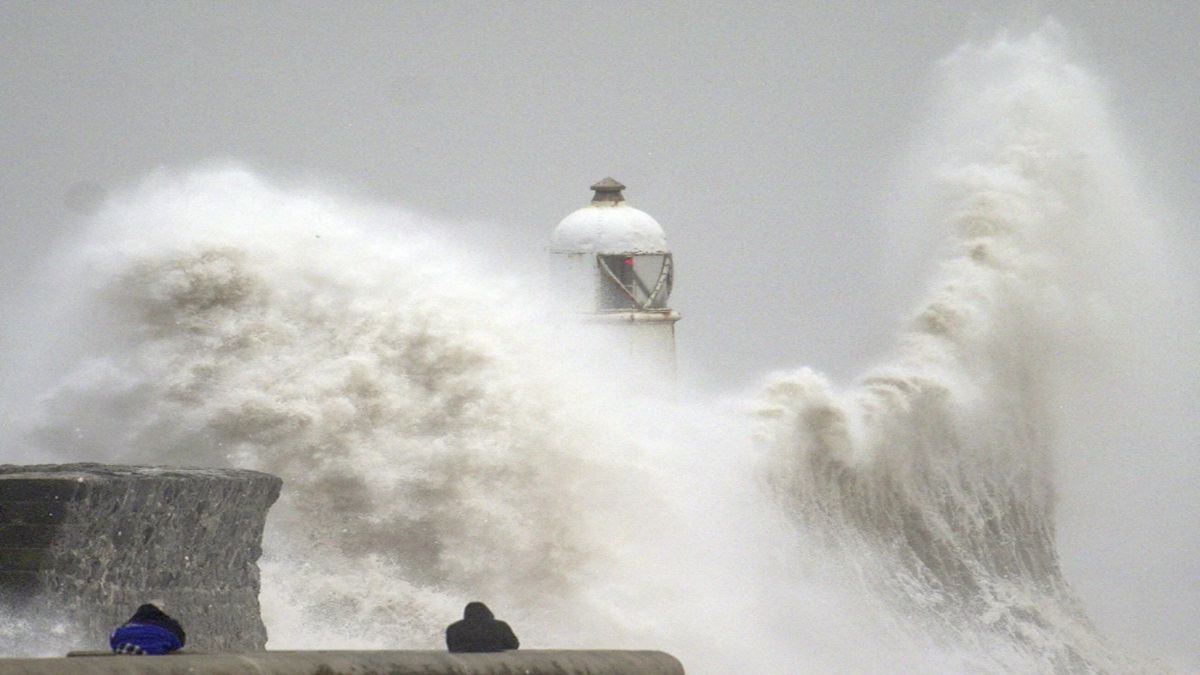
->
[0,464,281,652]
[0,650,688,675]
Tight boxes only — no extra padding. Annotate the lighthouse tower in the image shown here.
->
[548,178,680,380]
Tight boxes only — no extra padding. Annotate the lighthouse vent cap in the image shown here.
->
[549,178,670,254]
[590,177,626,204]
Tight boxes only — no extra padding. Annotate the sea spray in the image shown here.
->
[0,167,809,664]
[0,24,1186,675]
[757,25,1174,674]
[14,167,618,637]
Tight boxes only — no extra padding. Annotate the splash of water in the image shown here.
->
[757,25,1185,673]
[1,24,1191,674]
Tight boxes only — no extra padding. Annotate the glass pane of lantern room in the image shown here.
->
[631,254,668,308]
[598,255,636,310]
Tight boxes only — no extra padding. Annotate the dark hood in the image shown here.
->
[130,604,169,623]
[463,602,494,621]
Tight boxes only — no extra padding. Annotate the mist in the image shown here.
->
[2,4,1198,673]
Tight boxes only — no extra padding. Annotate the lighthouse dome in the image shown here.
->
[548,178,669,254]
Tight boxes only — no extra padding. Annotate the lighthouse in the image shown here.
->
[548,178,680,380]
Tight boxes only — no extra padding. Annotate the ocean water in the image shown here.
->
[1,26,1195,674]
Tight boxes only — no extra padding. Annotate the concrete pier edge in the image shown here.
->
[0,649,686,674]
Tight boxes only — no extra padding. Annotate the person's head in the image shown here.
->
[131,603,168,621]
[463,601,494,621]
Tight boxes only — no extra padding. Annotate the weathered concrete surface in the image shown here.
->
[0,650,686,674]
[0,464,281,652]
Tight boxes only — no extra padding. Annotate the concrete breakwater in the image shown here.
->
[0,464,281,652]
[0,467,688,672]
[0,650,686,674]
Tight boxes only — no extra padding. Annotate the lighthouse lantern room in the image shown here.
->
[548,178,680,378]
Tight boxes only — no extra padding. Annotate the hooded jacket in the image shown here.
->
[109,604,186,655]
[445,602,519,653]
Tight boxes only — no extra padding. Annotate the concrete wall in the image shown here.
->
[0,650,686,674]
[0,464,281,652]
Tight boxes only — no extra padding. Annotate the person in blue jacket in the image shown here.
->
[445,601,519,653]
[109,603,186,655]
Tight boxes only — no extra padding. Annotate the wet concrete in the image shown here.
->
[0,649,686,674]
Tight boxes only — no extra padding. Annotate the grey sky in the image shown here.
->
[6,2,1199,389]
[2,1,1198,669]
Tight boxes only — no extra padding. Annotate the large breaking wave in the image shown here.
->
[756,26,1180,673]
[1,25,1190,674]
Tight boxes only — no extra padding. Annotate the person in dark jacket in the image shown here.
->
[445,601,519,653]
[109,603,186,655]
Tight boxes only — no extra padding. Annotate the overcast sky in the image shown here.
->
[5,2,1200,390]
[3,1,1198,668]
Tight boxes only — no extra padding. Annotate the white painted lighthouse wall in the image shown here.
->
[548,252,600,310]
[590,315,678,384]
